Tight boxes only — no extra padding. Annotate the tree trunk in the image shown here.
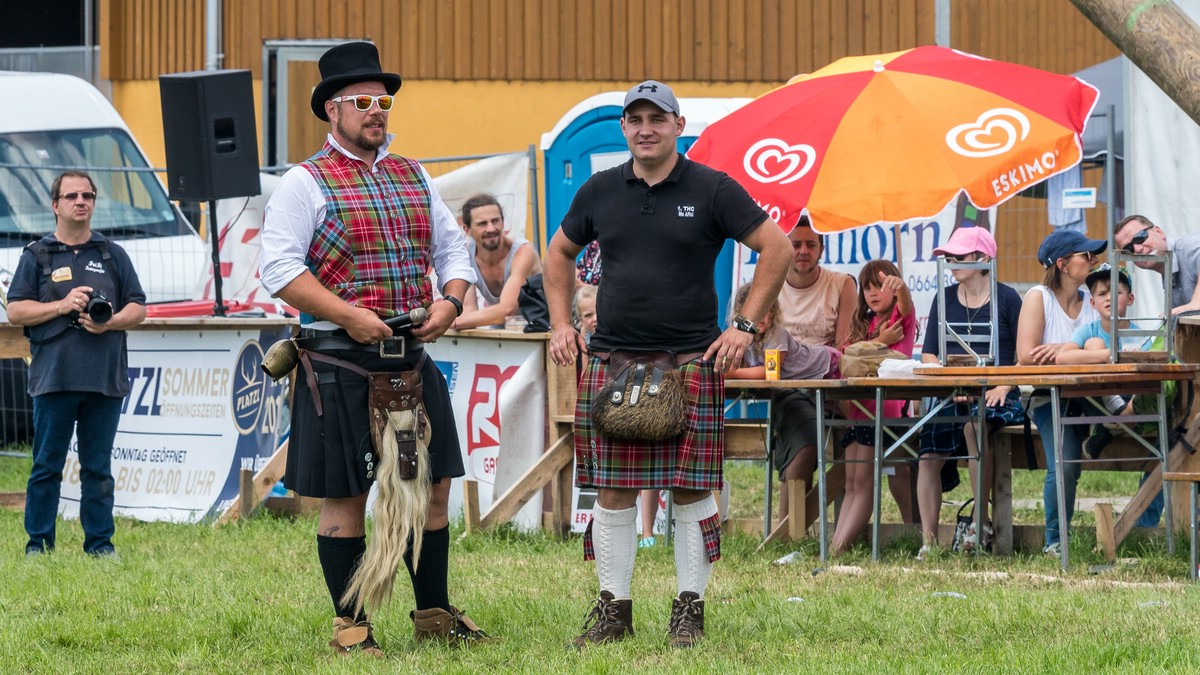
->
[1070,0,1200,127]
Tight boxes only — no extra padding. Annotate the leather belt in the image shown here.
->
[295,331,416,359]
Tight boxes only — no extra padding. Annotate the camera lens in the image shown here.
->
[84,291,113,324]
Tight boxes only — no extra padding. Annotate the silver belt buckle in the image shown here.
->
[379,336,406,359]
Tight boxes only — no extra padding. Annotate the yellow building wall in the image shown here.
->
[115,78,779,169]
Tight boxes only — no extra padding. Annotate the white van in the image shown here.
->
[0,71,208,309]
[0,71,211,443]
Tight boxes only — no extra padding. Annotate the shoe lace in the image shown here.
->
[668,597,702,637]
[447,608,491,642]
[580,596,620,637]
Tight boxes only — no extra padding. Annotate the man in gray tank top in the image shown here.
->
[453,193,543,329]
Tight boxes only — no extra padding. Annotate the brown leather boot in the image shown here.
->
[410,606,497,647]
[667,592,705,649]
[329,616,383,657]
[570,591,634,649]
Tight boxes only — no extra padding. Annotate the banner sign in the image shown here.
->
[58,326,290,522]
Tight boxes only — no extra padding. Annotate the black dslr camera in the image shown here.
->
[81,290,114,324]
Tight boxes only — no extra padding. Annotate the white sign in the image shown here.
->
[58,326,290,522]
[1061,187,1097,209]
[425,334,546,529]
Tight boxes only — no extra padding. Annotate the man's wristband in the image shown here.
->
[443,296,464,317]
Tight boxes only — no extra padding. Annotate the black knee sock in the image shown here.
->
[317,534,367,620]
[403,526,450,611]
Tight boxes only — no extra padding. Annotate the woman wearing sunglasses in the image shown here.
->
[1113,214,1200,316]
[914,226,1024,560]
[1016,229,1106,556]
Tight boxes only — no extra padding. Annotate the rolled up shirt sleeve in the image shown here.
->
[259,166,323,296]
[422,165,477,291]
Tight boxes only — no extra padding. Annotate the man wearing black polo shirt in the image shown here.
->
[545,80,792,649]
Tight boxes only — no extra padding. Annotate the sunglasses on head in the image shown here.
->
[57,191,96,202]
[331,94,394,112]
[1122,226,1152,253]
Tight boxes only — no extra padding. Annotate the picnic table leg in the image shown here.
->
[973,389,986,557]
[1052,387,1070,571]
[1191,483,1198,581]
[817,389,829,562]
[993,430,1014,555]
[764,395,774,540]
[872,387,884,562]
[1158,386,1175,555]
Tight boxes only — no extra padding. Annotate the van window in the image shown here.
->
[0,128,192,245]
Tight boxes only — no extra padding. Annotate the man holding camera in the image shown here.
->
[7,170,146,557]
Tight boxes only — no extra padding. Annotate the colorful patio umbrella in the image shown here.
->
[687,46,1099,233]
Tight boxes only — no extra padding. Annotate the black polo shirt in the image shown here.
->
[560,155,767,352]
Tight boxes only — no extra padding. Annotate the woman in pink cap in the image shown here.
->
[914,226,1025,560]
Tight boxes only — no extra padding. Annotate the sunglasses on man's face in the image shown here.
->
[1122,226,1152,253]
[331,94,394,112]
[57,191,96,202]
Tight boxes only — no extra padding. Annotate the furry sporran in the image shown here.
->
[591,351,688,441]
[342,370,431,617]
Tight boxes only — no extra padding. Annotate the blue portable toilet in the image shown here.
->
[541,93,751,325]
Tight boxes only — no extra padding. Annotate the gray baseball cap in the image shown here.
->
[623,80,679,115]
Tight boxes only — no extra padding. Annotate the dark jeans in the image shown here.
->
[25,392,123,554]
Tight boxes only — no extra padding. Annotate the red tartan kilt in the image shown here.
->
[574,355,724,491]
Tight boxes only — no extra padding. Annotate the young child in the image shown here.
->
[1056,263,1166,526]
[1056,265,1153,447]
[830,260,917,556]
[724,282,842,382]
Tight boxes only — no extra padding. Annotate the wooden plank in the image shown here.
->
[1170,448,1200,532]
[728,0,746,81]
[480,433,573,530]
[724,421,769,459]
[848,0,867,58]
[788,479,805,541]
[1095,502,1117,561]
[1165,472,1200,482]
[462,480,481,535]
[215,439,290,526]
[0,492,24,512]
[993,428,1014,554]
[914,364,1197,376]
[239,469,254,518]
[550,456,574,535]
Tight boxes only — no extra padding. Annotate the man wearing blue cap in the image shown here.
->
[544,80,792,648]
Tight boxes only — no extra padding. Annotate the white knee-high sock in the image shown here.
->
[673,494,717,598]
[592,504,638,599]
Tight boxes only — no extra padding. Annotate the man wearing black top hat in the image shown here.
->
[260,41,492,655]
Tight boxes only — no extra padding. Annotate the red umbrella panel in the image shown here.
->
[687,46,1100,233]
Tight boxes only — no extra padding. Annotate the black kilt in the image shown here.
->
[284,346,464,498]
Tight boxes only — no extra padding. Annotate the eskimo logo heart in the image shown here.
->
[743,138,816,184]
[946,108,1031,158]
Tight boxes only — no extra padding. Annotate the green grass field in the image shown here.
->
[1,453,1197,673]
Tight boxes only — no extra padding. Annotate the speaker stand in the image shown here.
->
[209,199,227,317]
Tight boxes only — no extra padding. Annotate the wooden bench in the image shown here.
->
[1163,471,1200,580]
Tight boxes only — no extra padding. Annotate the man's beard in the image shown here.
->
[337,116,386,153]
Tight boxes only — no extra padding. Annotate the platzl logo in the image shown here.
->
[466,364,519,452]
[945,108,1031,158]
[742,138,816,185]
[677,205,695,218]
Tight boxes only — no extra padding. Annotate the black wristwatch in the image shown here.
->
[733,314,759,334]
[443,296,464,317]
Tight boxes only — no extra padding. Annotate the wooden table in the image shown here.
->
[729,363,1197,569]
[1163,471,1200,580]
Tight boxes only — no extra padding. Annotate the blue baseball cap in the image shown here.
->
[1036,229,1107,268]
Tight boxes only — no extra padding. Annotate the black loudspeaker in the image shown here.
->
[159,69,261,201]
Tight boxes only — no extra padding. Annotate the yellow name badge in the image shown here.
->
[51,267,73,283]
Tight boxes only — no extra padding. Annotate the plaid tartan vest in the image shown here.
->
[301,144,433,319]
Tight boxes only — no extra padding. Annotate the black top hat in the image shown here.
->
[310,42,402,121]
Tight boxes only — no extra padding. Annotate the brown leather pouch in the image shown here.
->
[591,350,689,441]
[369,371,423,479]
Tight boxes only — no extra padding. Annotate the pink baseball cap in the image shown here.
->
[933,226,997,258]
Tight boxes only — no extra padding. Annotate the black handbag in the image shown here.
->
[517,273,550,333]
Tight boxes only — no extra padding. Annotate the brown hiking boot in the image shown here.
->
[667,592,705,649]
[329,616,383,657]
[410,606,497,647]
[570,591,634,649]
